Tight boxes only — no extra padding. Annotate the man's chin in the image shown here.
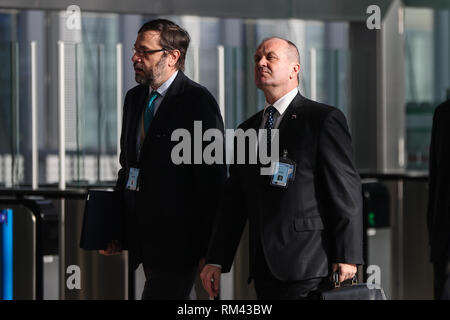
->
[255,81,269,89]
[135,75,149,85]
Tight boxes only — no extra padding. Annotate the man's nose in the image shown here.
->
[131,53,141,63]
[257,57,267,68]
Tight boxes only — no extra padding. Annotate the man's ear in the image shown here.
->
[290,63,300,80]
[168,49,181,68]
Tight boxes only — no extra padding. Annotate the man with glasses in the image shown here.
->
[100,19,226,300]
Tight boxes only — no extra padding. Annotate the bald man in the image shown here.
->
[200,37,363,300]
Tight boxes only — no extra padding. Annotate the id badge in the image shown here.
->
[270,149,296,188]
[270,162,290,187]
[126,167,140,191]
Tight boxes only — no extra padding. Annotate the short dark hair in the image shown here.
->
[138,19,190,71]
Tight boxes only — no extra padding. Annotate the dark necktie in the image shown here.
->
[264,105,277,154]
[144,91,160,135]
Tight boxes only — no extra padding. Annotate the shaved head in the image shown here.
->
[258,37,300,65]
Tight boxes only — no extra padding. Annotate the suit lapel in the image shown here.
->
[277,92,306,146]
[144,71,187,138]
[257,92,305,187]
[247,110,267,186]
[252,110,264,130]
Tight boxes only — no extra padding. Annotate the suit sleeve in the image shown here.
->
[317,108,364,265]
[115,91,131,192]
[192,91,228,258]
[427,106,439,244]
[205,154,249,273]
[111,91,132,247]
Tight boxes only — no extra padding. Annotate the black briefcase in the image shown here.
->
[320,273,387,300]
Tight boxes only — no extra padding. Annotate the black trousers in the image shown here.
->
[253,243,328,300]
[433,258,450,300]
[254,277,327,300]
[142,266,198,300]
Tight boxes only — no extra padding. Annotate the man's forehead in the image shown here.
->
[135,30,160,44]
[256,39,287,54]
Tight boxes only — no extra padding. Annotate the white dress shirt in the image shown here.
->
[259,87,299,129]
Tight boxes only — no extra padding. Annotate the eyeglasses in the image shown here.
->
[132,47,167,57]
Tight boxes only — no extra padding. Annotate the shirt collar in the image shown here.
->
[149,70,179,97]
[263,87,298,116]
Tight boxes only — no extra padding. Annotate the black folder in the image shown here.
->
[79,189,124,250]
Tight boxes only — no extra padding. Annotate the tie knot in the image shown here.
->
[148,90,159,107]
[265,105,277,117]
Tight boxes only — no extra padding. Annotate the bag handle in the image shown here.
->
[333,272,358,288]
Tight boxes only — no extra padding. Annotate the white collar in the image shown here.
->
[263,87,298,116]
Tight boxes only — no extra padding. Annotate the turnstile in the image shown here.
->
[0,198,59,299]
[0,189,129,300]
[1,208,13,300]
[360,173,433,300]
[362,180,392,299]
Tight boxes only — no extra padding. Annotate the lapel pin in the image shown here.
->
[291,115,297,119]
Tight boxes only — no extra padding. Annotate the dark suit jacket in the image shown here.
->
[427,100,450,263]
[206,92,363,281]
[116,71,227,271]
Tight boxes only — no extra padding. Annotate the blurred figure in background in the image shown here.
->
[427,89,450,300]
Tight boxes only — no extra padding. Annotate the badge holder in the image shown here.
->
[270,149,296,188]
[126,167,140,191]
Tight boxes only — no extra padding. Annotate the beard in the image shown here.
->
[134,55,166,85]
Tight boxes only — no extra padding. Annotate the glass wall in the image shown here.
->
[0,9,350,188]
[405,7,450,170]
